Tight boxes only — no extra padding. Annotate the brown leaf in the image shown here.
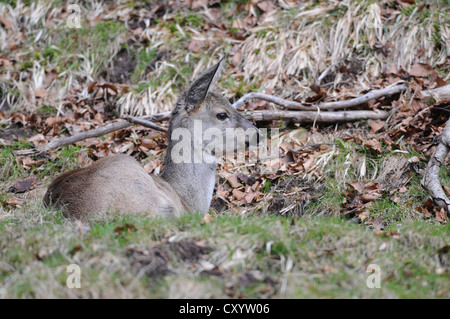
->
[9,176,37,193]
[232,189,246,201]
[236,173,249,184]
[302,155,316,171]
[114,223,137,235]
[409,63,435,77]
[0,15,13,29]
[305,88,327,103]
[141,138,158,150]
[361,193,380,202]
[370,121,385,133]
[374,229,384,236]
[227,174,241,188]
[44,70,58,88]
[417,198,433,217]
[369,217,385,230]
[363,138,382,153]
[22,157,43,169]
[3,199,24,207]
[257,1,277,12]
[200,213,213,224]
[0,56,11,67]
[35,88,48,98]
[231,50,241,67]
[187,39,205,53]
[87,81,98,93]
[435,208,447,223]
[191,0,207,9]
[444,186,450,197]
[349,182,364,194]
[385,63,398,76]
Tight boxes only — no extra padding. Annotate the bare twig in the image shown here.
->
[37,112,172,152]
[232,84,408,110]
[243,110,389,122]
[142,111,172,122]
[422,84,450,104]
[122,115,167,132]
[421,117,450,213]
[39,120,132,152]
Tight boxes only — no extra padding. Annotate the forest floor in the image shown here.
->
[0,0,449,298]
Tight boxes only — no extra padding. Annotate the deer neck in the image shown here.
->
[160,137,217,214]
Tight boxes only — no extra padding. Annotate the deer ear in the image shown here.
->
[185,55,227,112]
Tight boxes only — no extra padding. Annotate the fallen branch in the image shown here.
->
[422,84,450,104]
[122,115,167,132]
[38,112,171,152]
[421,117,450,213]
[39,120,132,152]
[142,111,171,122]
[35,84,448,152]
[233,84,408,111]
[243,110,389,122]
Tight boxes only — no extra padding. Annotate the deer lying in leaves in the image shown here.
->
[44,57,263,218]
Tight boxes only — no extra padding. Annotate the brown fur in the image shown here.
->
[43,154,187,218]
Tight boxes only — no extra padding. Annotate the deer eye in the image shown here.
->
[216,112,229,121]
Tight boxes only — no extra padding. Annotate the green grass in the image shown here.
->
[0,210,448,298]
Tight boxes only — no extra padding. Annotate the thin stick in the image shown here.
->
[122,115,167,132]
[421,117,450,213]
[243,110,389,122]
[233,84,408,110]
[142,111,172,122]
[422,84,450,104]
[38,113,172,152]
[39,120,132,152]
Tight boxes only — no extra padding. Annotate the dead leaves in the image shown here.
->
[114,223,137,236]
[410,63,436,78]
[200,213,213,224]
[363,138,382,153]
[0,14,13,29]
[0,56,11,67]
[34,88,48,99]
[370,120,385,134]
[2,199,24,208]
[344,135,383,153]
[257,1,277,13]
[218,170,264,206]
[416,199,448,223]
[344,181,382,223]
[187,39,206,54]
[8,176,37,193]
[409,63,446,88]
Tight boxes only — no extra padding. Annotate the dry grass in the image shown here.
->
[0,0,448,115]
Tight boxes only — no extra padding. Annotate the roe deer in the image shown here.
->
[43,57,263,218]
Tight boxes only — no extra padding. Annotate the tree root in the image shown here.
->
[421,118,450,213]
